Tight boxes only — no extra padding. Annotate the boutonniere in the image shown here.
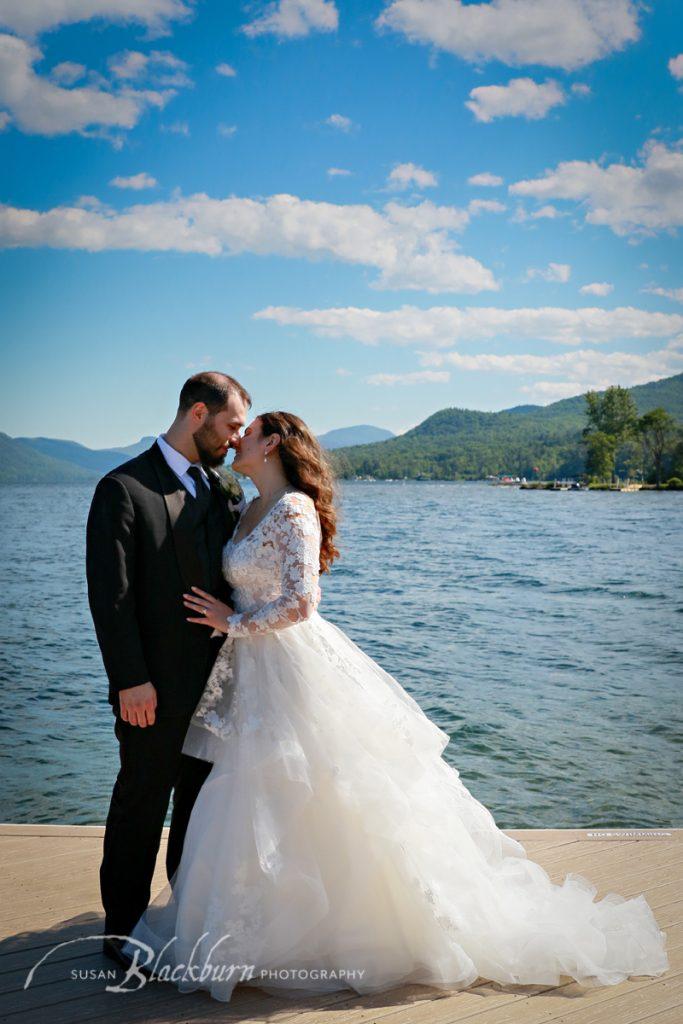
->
[208,468,243,511]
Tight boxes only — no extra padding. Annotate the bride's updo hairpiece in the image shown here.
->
[258,411,340,574]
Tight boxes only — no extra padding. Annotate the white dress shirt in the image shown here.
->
[156,434,210,498]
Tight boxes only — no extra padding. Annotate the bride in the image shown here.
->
[123,411,669,1001]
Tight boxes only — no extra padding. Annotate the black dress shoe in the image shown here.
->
[102,937,128,965]
[102,936,134,967]
[102,936,154,978]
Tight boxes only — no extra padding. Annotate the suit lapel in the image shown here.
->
[148,442,207,590]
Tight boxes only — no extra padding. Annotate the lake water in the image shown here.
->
[0,480,681,829]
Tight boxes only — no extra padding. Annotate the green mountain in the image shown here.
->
[16,437,130,475]
[0,434,98,484]
[11,435,156,482]
[332,373,683,481]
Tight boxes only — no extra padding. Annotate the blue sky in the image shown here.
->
[1,0,682,448]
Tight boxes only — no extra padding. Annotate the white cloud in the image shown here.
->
[580,281,613,296]
[0,109,9,129]
[466,78,566,123]
[325,112,354,132]
[387,162,438,190]
[257,303,683,396]
[327,167,351,176]
[382,200,470,233]
[422,345,683,392]
[375,0,640,71]
[571,82,592,96]
[217,122,237,137]
[50,61,86,85]
[241,0,338,39]
[216,62,237,77]
[525,262,571,283]
[75,195,113,210]
[254,304,683,348]
[0,0,192,38]
[512,203,563,222]
[0,33,174,137]
[108,49,191,87]
[468,171,503,187]
[643,285,683,303]
[108,50,147,79]
[0,193,498,293]
[335,367,352,376]
[366,370,450,385]
[467,198,506,215]
[160,119,189,135]
[668,54,683,81]
[509,139,683,237]
[110,172,157,189]
[529,204,561,219]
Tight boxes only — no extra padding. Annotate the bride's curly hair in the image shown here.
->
[259,411,340,574]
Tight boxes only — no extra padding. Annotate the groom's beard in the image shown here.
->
[193,419,229,468]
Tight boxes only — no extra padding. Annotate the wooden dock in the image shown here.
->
[1,824,680,1024]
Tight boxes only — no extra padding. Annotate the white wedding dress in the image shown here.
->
[124,490,669,1001]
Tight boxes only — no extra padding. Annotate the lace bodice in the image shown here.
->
[222,490,322,637]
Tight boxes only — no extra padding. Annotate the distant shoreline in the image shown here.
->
[2,477,681,491]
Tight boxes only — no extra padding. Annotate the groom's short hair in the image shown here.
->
[178,372,252,415]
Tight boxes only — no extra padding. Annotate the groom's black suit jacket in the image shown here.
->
[86,441,242,717]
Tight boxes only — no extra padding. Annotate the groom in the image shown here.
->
[86,371,250,965]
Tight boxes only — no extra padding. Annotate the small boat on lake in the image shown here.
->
[551,478,586,490]
[489,475,525,485]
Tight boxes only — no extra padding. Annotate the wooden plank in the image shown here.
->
[0,826,170,839]
[536,842,681,874]
[641,1007,683,1024]
[0,916,103,973]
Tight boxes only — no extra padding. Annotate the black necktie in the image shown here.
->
[187,465,210,509]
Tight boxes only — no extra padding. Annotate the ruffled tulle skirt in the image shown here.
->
[123,613,669,1001]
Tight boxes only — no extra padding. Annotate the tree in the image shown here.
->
[616,436,644,482]
[583,386,638,482]
[669,437,683,480]
[639,407,678,488]
[584,386,639,440]
[585,431,617,483]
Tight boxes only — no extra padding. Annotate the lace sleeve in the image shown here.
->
[225,492,321,636]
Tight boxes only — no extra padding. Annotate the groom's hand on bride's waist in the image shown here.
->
[118,681,157,727]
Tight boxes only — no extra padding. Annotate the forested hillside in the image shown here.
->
[332,374,683,480]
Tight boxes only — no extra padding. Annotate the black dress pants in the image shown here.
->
[100,710,213,936]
